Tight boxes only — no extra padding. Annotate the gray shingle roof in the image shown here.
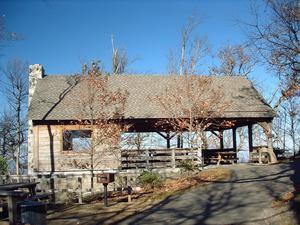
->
[28,75,275,120]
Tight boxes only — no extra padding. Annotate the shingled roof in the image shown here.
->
[27,75,275,121]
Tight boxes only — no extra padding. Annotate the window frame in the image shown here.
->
[62,129,93,153]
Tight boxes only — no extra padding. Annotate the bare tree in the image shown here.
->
[283,97,300,156]
[168,16,209,76]
[0,111,18,170]
[245,0,300,109]
[111,35,128,75]
[1,59,28,175]
[210,44,256,77]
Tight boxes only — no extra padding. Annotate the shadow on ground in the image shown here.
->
[290,156,300,224]
[115,161,299,225]
[47,160,300,225]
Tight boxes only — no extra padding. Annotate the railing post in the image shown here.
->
[145,149,149,170]
[77,177,83,204]
[171,149,176,168]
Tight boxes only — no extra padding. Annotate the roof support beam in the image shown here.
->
[220,130,224,150]
[232,127,237,152]
[248,124,253,153]
[156,132,175,149]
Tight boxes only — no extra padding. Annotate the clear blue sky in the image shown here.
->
[1,0,257,71]
[0,0,278,94]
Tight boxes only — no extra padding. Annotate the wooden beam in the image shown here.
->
[156,131,167,139]
[248,124,253,152]
[156,131,175,140]
[34,126,39,171]
[232,127,237,152]
[220,130,224,150]
[157,132,175,149]
[177,135,180,148]
[211,131,219,138]
[166,133,170,149]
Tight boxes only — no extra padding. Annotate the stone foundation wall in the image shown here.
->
[0,168,181,203]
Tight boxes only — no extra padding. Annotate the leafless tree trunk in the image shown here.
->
[111,35,128,75]
[284,97,299,157]
[171,16,209,76]
[1,59,28,175]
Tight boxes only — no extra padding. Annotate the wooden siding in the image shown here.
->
[34,125,121,172]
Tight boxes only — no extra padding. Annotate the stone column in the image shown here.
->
[258,121,277,164]
[28,64,45,175]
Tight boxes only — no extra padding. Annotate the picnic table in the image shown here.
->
[0,182,39,225]
[0,182,39,196]
[217,152,238,165]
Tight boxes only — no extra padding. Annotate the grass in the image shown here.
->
[146,168,231,201]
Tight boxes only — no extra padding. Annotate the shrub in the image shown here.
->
[178,159,196,172]
[0,157,8,175]
[138,171,162,188]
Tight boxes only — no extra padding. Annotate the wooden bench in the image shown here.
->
[0,191,29,224]
[28,193,52,202]
[217,152,238,165]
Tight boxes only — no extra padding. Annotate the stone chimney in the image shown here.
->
[29,64,45,105]
[28,64,44,175]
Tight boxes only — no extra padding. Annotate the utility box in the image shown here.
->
[97,173,115,184]
[20,201,47,225]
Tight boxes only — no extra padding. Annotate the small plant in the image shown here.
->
[178,159,196,172]
[138,171,162,188]
[0,156,8,175]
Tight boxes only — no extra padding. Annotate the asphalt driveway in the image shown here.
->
[119,162,299,225]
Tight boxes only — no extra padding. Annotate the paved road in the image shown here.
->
[119,162,299,225]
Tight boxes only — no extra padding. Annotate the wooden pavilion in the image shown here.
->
[27,64,276,175]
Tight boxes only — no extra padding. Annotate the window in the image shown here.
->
[63,130,92,152]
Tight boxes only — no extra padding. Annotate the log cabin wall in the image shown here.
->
[32,124,121,173]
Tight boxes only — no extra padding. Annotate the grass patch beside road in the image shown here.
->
[147,168,231,201]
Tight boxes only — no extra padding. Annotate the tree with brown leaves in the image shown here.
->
[154,75,232,168]
[61,61,128,190]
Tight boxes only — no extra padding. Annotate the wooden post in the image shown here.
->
[103,183,108,207]
[166,132,170,149]
[171,149,176,168]
[248,124,253,152]
[34,126,39,172]
[145,149,149,169]
[8,196,18,225]
[232,127,237,151]
[258,121,277,163]
[177,135,180,148]
[77,177,83,204]
[220,130,224,150]
[127,186,132,203]
[180,135,183,148]
[267,122,273,153]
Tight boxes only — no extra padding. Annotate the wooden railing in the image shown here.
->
[121,148,237,169]
[121,148,199,170]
